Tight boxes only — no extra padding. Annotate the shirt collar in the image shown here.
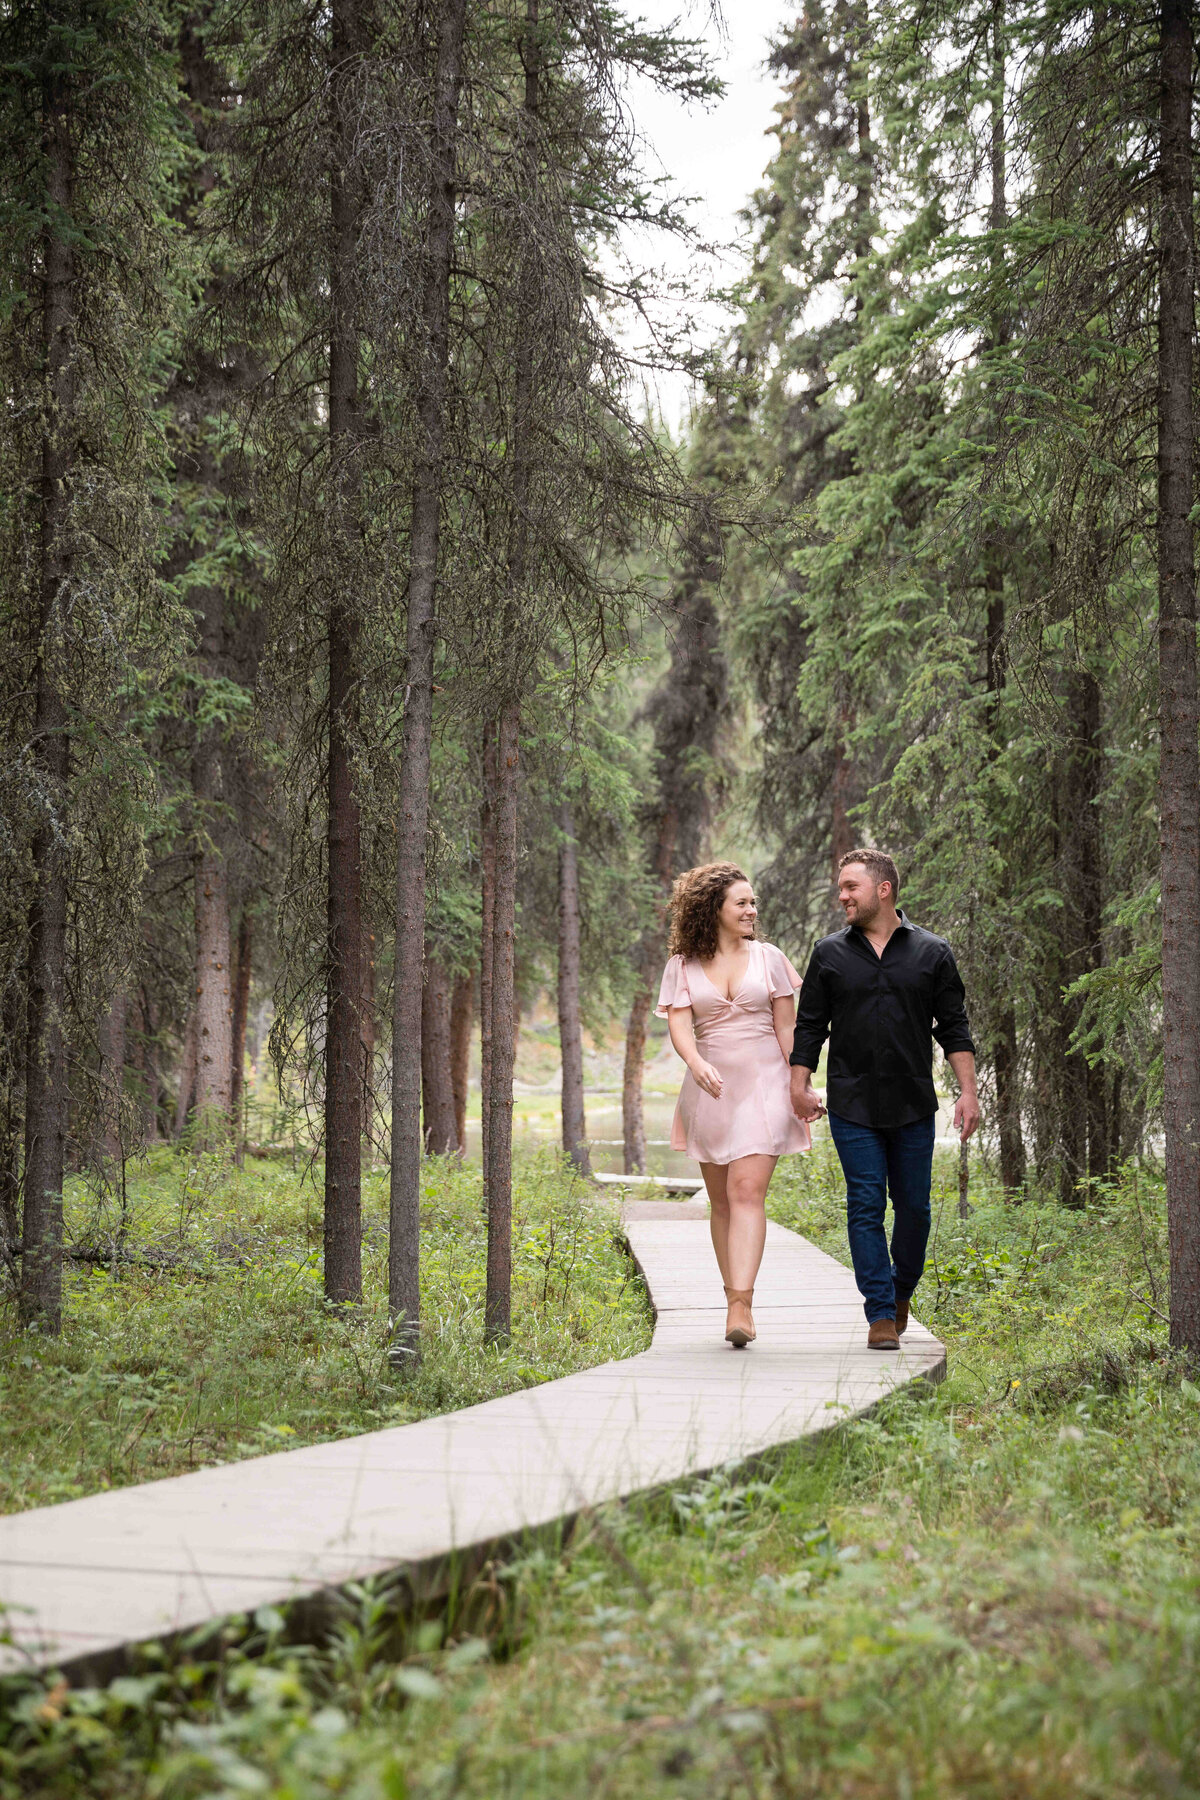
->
[843,909,913,941]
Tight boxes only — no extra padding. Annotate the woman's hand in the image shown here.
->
[688,1058,723,1098]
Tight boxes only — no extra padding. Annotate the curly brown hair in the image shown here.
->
[667,862,751,962]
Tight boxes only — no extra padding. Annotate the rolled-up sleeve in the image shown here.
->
[790,950,830,1068]
[931,948,975,1056]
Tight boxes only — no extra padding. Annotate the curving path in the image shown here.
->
[0,1199,944,1680]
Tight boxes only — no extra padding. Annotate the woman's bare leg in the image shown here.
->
[700,1162,731,1283]
[724,1153,777,1291]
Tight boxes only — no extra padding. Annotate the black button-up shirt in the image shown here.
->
[790,913,975,1129]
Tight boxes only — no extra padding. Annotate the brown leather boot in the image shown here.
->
[867,1318,900,1351]
[895,1296,910,1336]
[724,1286,756,1347]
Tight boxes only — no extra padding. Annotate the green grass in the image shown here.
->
[0,1145,650,1513]
[4,1149,1199,1798]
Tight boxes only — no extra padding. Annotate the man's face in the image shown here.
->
[838,863,889,928]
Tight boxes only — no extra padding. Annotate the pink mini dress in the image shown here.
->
[656,939,812,1165]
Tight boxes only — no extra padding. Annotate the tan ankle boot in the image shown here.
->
[724,1285,756,1347]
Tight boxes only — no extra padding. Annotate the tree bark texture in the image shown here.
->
[361,925,377,1140]
[1039,668,1104,1204]
[174,1008,198,1139]
[449,971,473,1152]
[557,803,590,1174]
[485,703,520,1341]
[421,956,457,1154]
[620,528,726,1171]
[388,0,468,1340]
[622,986,652,1174]
[21,75,75,1333]
[192,591,233,1130]
[829,703,856,881]
[0,981,24,1261]
[230,909,252,1166]
[982,4,1026,1194]
[483,0,542,1341]
[324,0,367,1306]
[1157,0,1200,1351]
[479,727,497,1184]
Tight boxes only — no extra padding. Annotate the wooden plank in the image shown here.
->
[0,1201,944,1679]
[593,1171,705,1194]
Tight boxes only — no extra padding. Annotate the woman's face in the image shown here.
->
[718,879,757,940]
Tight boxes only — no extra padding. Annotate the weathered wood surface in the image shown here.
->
[0,1204,944,1678]
[592,1171,704,1193]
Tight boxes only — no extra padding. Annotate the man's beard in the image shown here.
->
[845,891,881,928]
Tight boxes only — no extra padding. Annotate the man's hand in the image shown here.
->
[948,1050,980,1142]
[789,1065,825,1124]
[953,1090,980,1141]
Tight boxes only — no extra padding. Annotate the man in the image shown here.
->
[790,848,979,1351]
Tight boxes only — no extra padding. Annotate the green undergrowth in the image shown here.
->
[5,1156,1200,1798]
[0,1147,650,1513]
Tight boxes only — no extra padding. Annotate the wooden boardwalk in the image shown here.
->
[0,1201,944,1679]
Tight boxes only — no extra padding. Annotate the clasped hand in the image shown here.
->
[788,1068,826,1123]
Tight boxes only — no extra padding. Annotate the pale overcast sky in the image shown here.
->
[619,2,795,429]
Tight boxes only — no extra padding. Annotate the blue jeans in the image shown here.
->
[827,1111,936,1323]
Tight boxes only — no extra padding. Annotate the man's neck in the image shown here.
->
[859,906,902,953]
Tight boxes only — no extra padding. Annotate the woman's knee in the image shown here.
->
[726,1176,765,1210]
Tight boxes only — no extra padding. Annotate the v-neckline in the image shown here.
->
[696,940,755,1005]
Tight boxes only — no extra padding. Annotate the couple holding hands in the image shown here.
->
[657,850,979,1351]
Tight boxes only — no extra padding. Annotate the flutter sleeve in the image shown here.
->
[655,954,693,1017]
[763,942,803,999]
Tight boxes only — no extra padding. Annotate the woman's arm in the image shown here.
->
[666,1006,723,1097]
[772,993,796,1061]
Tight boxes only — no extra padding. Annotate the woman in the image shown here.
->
[657,862,817,1348]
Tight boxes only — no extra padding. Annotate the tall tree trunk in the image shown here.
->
[1047,668,1102,1206]
[829,701,855,879]
[622,983,653,1174]
[421,955,457,1154]
[484,0,541,1341]
[984,0,1026,1195]
[557,802,590,1174]
[230,909,252,1167]
[324,0,366,1306]
[361,924,376,1143]
[388,0,468,1343]
[1157,0,1200,1352]
[97,992,127,1165]
[174,1008,198,1139]
[480,726,497,1184]
[619,502,725,1173]
[449,970,473,1152]
[1070,669,1109,1180]
[485,702,519,1341]
[192,588,233,1133]
[21,75,75,1334]
[0,981,24,1263]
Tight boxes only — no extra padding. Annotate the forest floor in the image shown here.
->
[0,1144,650,1514]
[3,1140,1198,1798]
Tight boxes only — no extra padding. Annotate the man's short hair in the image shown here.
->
[838,847,900,901]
